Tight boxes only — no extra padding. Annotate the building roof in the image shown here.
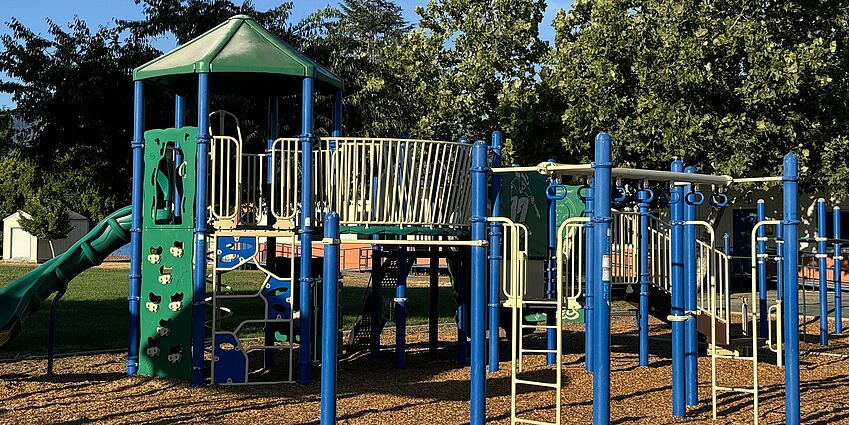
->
[4,210,87,224]
[133,14,343,95]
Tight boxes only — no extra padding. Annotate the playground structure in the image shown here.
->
[0,13,845,425]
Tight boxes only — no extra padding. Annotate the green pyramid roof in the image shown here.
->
[133,15,343,94]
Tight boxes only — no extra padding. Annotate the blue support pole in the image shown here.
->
[584,179,595,372]
[191,73,211,387]
[458,137,469,367]
[320,212,340,425]
[470,140,488,425]
[817,198,829,346]
[173,94,184,222]
[757,199,768,338]
[637,186,652,367]
[777,224,784,301]
[299,77,316,384]
[429,246,439,353]
[395,246,408,369]
[683,167,698,407]
[371,244,382,358]
[783,154,800,425]
[670,159,685,417]
[592,133,612,425]
[128,81,144,376]
[546,161,558,366]
[332,90,343,137]
[834,206,843,334]
[488,131,503,372]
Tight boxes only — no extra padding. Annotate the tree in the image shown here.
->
[0,18,165,220]
[536,0,849,193]
[19,183,74,258]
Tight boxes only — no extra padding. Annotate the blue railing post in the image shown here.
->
[834,206,843,334]
[298,77,315,384]
[429,246,439,353]
[584,179,595,372]
[683,166,698,407]
[191,72,211,388]
[457,137,470,366]
[637,186,652,367]
[546,160,558,365]
[817,198,828,346]
[757,199,768,338]
[470,140,489,425]
[783,153,800,425]
[370,244,382,358]
[670,159,685,417]
[592,133,612,425]
[320,212,340,425]
[488,131,503,372]
[128,80,144,376]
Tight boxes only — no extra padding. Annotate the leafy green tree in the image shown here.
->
[0,18,165,220]
[19,183,74,258]
[536,0,849,193]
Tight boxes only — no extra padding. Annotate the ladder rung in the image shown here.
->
[521,325,560,329]
[715,386,757,394]
[521,300,559,306]
[515,418,557,425]
[514,378,558,389]
[713,355,754,361]
[521,349,558,354]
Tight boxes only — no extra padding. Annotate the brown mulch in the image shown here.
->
[1,317,848,424]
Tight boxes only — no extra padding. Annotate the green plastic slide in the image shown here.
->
[0,205,132,347]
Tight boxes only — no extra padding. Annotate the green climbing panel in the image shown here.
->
[138,127,198,380]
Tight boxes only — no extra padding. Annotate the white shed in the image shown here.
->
[3,210,90,263]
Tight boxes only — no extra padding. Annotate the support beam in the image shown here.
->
[670,159,685,417]
[584,179,595,372]
[191,72,211,388]
[683,167,698,407]
[488,131,503,372]
[783,153,800,425]
[592,133,612,425]
[469,140,488,425]
[835,207,843,334]
[429,246,439,353]
[298,77,315,384]
[758,199,768,338]
[128,80,144,376]
[546,161,558,366]
[637,186,651,367]
[395,246,408,369]
[320,213,340,425]
[817,198,828,346]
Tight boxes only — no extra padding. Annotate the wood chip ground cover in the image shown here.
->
[1,317,848,424]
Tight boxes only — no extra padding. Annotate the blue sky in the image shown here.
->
[0,0,572,108]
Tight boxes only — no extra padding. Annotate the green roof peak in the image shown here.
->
[133,15,343,94]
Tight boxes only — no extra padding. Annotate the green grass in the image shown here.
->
[0,265,457,360]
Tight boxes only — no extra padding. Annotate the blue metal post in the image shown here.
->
[584,179,595,372]
[395,246,408,369]
[457,138,469,366]
[429,246,439,353]
[670,159,685,417]
[191,73,211,387]
[783,153,800,425]
[128,80,144,376]
[470,140,488,425]
[757,199,768,338]
[592,133,612,425]
[371,244,382,357]
[637,187,651,367]
[546,161,558,366]
[834,206,843,334]
[683,167,698,407]
[320,212,340,425]
[777,224,784,301]
[332,90,343,137]
[299,77,316,384]
[817,198,829,346]
[173,94,184,222]
[488,131,503,372]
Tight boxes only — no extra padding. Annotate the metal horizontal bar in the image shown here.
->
[514,379,559,389]
[515,418,557,425]
[339,240,486,247]
[521,325,560,330]
[733,176,783,183]
[714,386,757,394]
